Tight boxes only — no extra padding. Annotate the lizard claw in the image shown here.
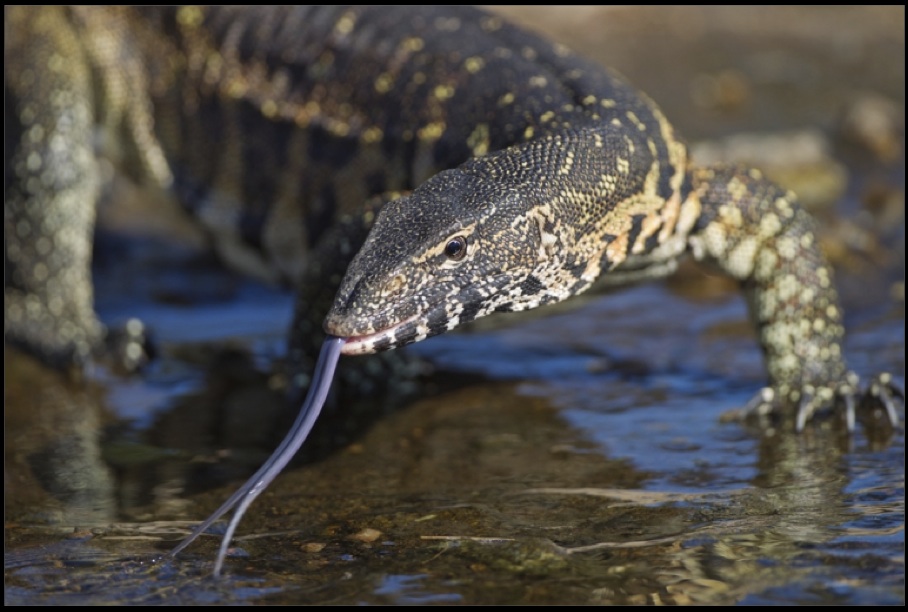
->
[734,371,903,433]
[738,386,777,423]
[864,372,904,428]
[794,371,858,433]
[794,388,817,433]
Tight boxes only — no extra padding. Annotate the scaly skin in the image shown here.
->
[322,124,901,431]
[4,6,900,429]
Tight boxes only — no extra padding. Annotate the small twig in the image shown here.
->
[557,535,680,554]
[420,535,517,543]
[519,487,741,504]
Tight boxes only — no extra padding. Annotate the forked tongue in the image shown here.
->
[168,336,346,576]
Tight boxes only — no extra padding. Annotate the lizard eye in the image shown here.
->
[444,235,468,261]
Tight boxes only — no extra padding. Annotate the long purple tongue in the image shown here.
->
[168,335,346,576]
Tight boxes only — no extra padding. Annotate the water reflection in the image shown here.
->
[5,350,115,527]
[4,340,904,605]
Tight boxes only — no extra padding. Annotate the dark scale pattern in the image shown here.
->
[5,6,900,429]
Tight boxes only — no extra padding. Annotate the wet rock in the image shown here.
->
[839,93,903,163]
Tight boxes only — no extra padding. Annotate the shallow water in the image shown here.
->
[5,6,904,606]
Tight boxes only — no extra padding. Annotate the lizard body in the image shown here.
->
[4,6,900,428]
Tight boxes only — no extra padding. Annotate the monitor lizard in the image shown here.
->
[5,6,901,431]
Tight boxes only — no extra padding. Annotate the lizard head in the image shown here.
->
[324,157,575,355]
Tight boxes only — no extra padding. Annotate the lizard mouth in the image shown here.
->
[325,280,465,356]
[337,311,425,355]
[328,274,513,356]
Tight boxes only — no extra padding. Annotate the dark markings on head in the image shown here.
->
[458,288,487,322]
[518,274,545,296]
[641,227,662,254]
[394,321,419,347]
[426,306,449,336]
[564,258,586,280]
[372,336,393,352]
[625,214,648,255]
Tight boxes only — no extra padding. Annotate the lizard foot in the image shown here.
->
[726,372,903,433]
